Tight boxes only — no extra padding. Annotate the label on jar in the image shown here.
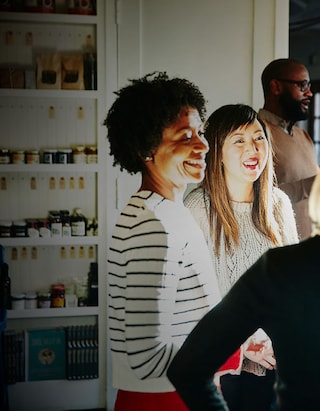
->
[12,151,25,164]
[0,149,11,164]
[43,150,57,164]
[71,221,86,236]
[26,151,40,164]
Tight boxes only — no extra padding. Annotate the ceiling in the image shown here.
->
[290,0,320,31]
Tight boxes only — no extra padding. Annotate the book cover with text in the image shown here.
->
[26,327,66,381]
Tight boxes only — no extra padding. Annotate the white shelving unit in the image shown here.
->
[0,2,108,410]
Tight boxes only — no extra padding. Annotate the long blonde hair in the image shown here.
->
[201,104,281,255]
[309,172,320,236]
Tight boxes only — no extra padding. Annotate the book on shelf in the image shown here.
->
[65,324,98,380]
[3,329,25,384]
[26,327,66,381]
[3,323,98,382]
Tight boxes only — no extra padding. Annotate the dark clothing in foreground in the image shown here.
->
[167,235,320,411]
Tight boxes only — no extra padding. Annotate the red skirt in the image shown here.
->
[114,389,188,411]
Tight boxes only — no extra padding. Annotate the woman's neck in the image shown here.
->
[226,179,254,203]
[139,174,185,203]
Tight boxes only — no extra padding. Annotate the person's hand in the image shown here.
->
[243,330,276,370]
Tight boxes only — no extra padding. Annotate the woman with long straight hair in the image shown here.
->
[184,104,298,411]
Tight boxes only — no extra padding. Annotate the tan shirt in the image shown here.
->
[258,109,319,240]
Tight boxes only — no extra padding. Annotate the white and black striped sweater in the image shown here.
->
[107,190,221,392]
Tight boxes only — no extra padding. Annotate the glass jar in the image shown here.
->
[57,148,72,164]
[73,145,86,164]
[42,148,58,164]
[51,283,65,308]
[71,208,87,236]
[12,150,25,164]
[26,149,40,164]
[25,291,37,309]
[11,293,25,310]
[0,149,11,164]
[86,145,98,163]
[37,289,51,308]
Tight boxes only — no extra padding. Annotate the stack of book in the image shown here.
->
[3,324,98,383]
[65,324,99,380]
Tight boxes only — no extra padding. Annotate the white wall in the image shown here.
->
[105,0,289,213]
[104,1,289,408]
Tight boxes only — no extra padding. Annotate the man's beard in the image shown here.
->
[279,91,309,122]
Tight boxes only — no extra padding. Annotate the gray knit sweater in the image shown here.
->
[184,186,299,376]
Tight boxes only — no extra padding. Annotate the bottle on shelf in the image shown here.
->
[87,262,98,306]
[70,208,87,236]
[0,245,11,310]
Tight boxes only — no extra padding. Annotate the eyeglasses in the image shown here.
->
[276,78,312,92]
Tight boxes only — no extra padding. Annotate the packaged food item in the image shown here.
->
[0,149,11,164]
[42,148,58,164]
[57,148,72,164]
[73,145,86,164]
[0,66,25,89]
[24,0,55,13]
[61,54,84,90]
[38,218,51,238]
[0,221,12,237]
[51,283,65,308]
[26,219,40,238]
[48,210,62,238]
[71,208,87,236]
[11,293,25,310]
[86,145,98,163]
[68,0,96,15]
[12,150,25,164]
[26,149,40,164]
[61,210,71,237]
[84,52,97,90]
[36,53,61,90]
[37,289,51,308]
[25,291,37,309]
[11,220,27,237]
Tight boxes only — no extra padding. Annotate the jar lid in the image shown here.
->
[37,289,51,297]
[13,220,26,226]
[73,145,85,151]
[25,291,37,299]
[51,283,65,290]
[11,293,25,300]
[58,148,72,153]
[0,220,12,227]
[43,148,58,153]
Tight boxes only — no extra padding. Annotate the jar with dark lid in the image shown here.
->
[0,220,12,237]
[51,283,65,308]
[60,210,71,237]
[42,148,58,164]
[0,149,11,164]
[71,208,87,236]
[37,289,51,308]
[57,148,72,164]
[12,220,27,237]
[48,210,62,238]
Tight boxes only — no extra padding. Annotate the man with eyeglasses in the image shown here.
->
[259,58,319,240]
